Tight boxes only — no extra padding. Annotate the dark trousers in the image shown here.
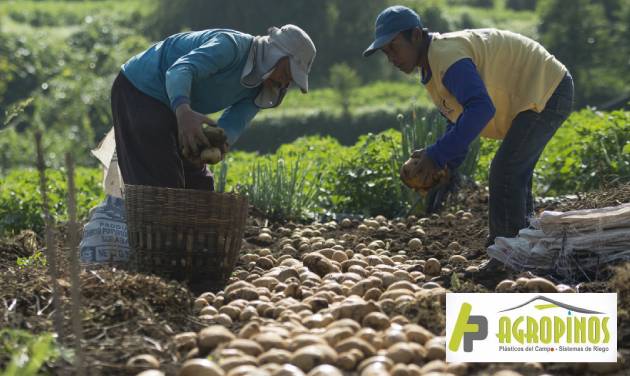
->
[110,72,214,190]
[488,72,574,245]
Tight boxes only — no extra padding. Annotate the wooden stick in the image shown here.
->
[34,131,63,341]
[66,152,85,376]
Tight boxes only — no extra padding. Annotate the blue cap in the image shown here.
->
[363,5,423,57]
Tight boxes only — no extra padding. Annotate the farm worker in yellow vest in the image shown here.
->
[364,6,574,274]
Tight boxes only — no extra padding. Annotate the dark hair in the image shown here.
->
[401,27,428,42]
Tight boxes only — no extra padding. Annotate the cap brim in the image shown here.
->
[289,59,309,93]
[362,31,398,57]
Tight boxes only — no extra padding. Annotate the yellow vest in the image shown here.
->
[425,29,567,139]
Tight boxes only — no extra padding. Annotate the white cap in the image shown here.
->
[268,24,316,93]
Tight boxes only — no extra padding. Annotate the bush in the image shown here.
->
[536,109,630,195]
[0,329,62,375]
[0,168,103,235]
[236,104,434,153]
[505,0,537,11]
[475,109,630,196]
[329,63,361,116]
[330,130,409,217]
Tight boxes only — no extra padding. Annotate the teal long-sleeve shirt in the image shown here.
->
[120,29,261,145]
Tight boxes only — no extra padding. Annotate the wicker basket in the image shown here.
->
[124,184,248,292]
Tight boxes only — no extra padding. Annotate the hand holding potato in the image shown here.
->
[400,149,449,195]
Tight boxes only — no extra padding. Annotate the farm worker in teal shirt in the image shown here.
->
[111,25,316,190]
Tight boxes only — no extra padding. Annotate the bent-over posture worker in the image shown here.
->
[364,6,574,272]
[111,25,316,190]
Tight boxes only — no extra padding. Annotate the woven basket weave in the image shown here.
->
[124,184,248,291]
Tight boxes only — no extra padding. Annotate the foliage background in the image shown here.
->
[0,0,628,231]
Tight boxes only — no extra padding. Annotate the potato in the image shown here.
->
[271,364,306,376]
[173,332,198,353]
[127,354,160,369]
[288,334,327,352]
[391,315,410,325]
[226,365,268,376]
[556,284,576,293]
[258,349,292,365]
[322,327,354,347]
[228,339,264,357]
[525,277,557,293]
[335,349,363,370]
[408,238,423,251]
[200,306,219,316]
[227,287,259,302]
[194,298,209,312]
[303,253,339,278]
[335,337,376,358]
[239,306,259,322]
[363,288,382,301]
[306,365,344,376]
[496,279,516,292]
[362,312,390,331]
[220,305,241,321]
[448,255,467,265]
[446,362,468,376]
[200,147,222,165]
[386,343,417,364]
[178,359,224,376]
[388,280,417,292]
[358,355,394,372]
[238,322,260,339]
[423,258,441,276]
[425,337,446,361]
[491,371,524,376]
[381,327,407,349]
[349,277,382,297]
[419,360,446,374]
[136,371,165,376]
[198,326,235,353]
[391,364,411,376]
[330,297,380,322]
[252,332,288,351]
[464,265,479,273]
[290,345,338,372]
[404,324,434,345]
[218,355,258,373]
[215,313,233,327]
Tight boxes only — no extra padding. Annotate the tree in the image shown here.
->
[538,0,629,108]
[329,63,361,116]
[147,0,388,87]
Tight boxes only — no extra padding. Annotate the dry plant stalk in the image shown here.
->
[34,131,64,341]
[66,152,85,376]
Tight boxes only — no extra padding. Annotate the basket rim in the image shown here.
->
[123,184,248,200]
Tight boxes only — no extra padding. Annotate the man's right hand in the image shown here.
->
[175,104,212,158]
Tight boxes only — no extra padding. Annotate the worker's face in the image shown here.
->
[264,57,292,90]
[381,31,421,74]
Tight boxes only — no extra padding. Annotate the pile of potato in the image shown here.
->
[131,214,604,376]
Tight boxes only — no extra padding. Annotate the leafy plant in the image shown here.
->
[0,329,62,376]
[240,157,322,222]
[0,168,103,235]
[329,63,361,116]
[16,251,47,269]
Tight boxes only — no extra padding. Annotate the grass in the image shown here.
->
[0,0,148,39]
[255,80,433,120]
[397,0,539,37]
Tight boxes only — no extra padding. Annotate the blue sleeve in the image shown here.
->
[426,58,495,169]
[218,99,260,146]
[165,34,238,111]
